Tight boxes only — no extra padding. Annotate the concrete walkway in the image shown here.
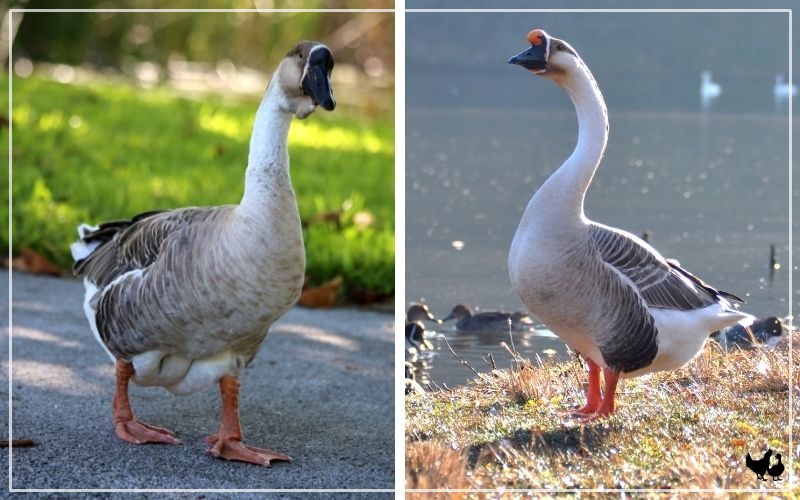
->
[1,270,394,494]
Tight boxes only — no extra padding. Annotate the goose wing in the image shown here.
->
[575,239,658,373]
[74,207,223,287]
[74,206,236,359]
[588,224,741,311]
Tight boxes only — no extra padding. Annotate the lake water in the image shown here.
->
[405,12,795,388]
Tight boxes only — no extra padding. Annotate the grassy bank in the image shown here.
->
[3,75,394,299]
[406,336,797,494]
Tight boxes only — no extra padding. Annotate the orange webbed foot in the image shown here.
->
[115,419,179,445]
[557,406,595,419]
[573,411,608,424]
[112,360,179,445]
[573,401,617,423]
[205,435,292,466]
[567,401,600,417]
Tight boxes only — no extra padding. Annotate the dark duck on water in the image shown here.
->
[442,304,533,333]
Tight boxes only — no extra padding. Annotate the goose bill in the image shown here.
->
[508,42,549,73]
[301,47,336,111]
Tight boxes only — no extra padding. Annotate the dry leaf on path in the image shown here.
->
[298,275,343,308]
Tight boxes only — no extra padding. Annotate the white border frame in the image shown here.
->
[394,0,407,495]
[5,4,795,497]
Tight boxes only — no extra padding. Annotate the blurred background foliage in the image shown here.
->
[8,0,393,88]
[2,3,395,302]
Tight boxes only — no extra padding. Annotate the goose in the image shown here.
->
[774,74,797,96]
[700,70,721,110]
[442,303,533,333]
[69,41,335,465]
[507,29,753,419]
[773,74,797,107]
[700,70,721,98]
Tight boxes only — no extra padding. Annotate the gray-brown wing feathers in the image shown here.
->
[74,206,238,359]
[579,243,659,373]
[588,225,735,311]
[74,207,221,287]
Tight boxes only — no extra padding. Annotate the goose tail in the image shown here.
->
[70,224,102,263]
[716,294,755,328]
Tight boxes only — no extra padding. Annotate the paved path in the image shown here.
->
[1,270,394,495]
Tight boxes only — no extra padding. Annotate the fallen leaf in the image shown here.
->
[737,421,758,436]
[13,248,61,276]
[298,276,343,308]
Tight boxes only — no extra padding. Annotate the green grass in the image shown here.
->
[406,336,797,493]
[3,75,394,299]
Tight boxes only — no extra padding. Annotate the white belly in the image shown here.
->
[131,349,247,395]
[623,304,752,378]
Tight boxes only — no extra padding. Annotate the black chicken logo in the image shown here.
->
[745,449,784,481]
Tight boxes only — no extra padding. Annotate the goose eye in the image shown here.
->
[556,43,565,51]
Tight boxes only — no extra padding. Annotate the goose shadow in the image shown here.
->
[5,270,394,490]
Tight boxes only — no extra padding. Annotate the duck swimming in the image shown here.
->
[404,361,426,396]
[442,303,533,333]
[507,29,752,419]
[407,303,441,324]
[406,321,434,355]
[711,316,788,350]
[405,304,438,357]
[71,41,335,465]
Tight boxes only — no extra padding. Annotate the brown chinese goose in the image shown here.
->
[70,41,335,465]
[507,29,752,419]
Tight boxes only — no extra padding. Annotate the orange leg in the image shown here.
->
[571,358,602,415]
[577,368,621,423]
[205,376,292,466]
[595,368,620,416]
[113,359,179,445]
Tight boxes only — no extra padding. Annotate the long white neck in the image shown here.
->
[238,80,295,216]
[521,61,608,230]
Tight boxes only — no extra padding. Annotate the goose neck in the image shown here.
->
[531,63,608,224]
[239,82,296,214]
[566,67,609,185]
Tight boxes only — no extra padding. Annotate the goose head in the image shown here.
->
[508,29,580,82]
[274,41,336,119]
